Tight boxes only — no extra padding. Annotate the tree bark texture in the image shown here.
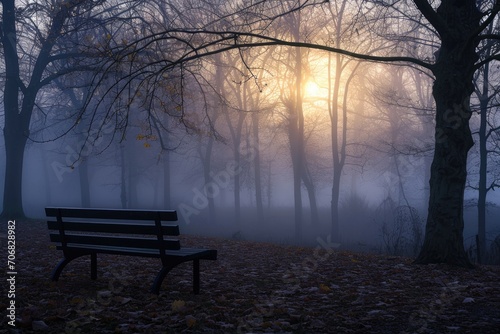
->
[414,0,481,267]
[2,0,27,218]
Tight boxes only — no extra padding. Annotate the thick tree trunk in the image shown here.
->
[414,0,480,267]
[2,0,75,218]
[1,0,27,219]
[2,128,28,218]
[414,98,474,268]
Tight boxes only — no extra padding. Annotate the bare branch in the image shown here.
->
[142,29,435,71]
[411,0,449,39]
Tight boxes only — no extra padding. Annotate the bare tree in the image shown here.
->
[0,0,150,218]
[470,20,500,260]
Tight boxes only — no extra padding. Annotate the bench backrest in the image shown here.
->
[46,207,180,252]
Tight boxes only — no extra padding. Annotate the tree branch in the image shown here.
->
[471,1,500,39]
[157,30,434,71]
[411,0,449,39]
[474,53,500,70]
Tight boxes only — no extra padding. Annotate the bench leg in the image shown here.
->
[51,258,72,281]
[151,265,175,295]
[90,253,97,279]
[193,259,200,295]
[51,253,90,281]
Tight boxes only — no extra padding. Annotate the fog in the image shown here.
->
[1,61,499,258]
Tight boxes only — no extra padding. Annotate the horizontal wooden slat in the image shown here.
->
[54,245,217,260]
[56,244,167,257]
[167,248,218,261]
[50,233,180,250]
[45,207,177,221]
[47,221,180,236]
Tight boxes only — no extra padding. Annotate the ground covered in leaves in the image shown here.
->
[1,220,499,333]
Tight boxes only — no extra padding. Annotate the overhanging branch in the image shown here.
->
[153,30,435,71]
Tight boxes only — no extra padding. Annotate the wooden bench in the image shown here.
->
[46,207,217,294]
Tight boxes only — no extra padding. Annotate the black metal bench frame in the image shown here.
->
[46,207,217,294]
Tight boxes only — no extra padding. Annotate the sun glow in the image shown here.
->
[304,81,321,98]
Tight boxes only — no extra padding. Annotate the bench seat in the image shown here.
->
[54,243,217,260]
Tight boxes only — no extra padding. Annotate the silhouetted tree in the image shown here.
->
[470,24,500,261]
[0,0,142,218]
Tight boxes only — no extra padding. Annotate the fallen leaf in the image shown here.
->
[320,284,332,292]
[171,300,186,313]
[186,315,197,328]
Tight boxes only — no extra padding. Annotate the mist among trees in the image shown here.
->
[2,0,500,266]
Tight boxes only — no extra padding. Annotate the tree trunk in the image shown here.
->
[163,150,171,209]
[331,169,341,242]
[476,45,492,263]
[292,153,303,241]
[329,53,343,242]
[205,167,217,225]
[302,169,319,227]
[40,146,53,206]
[288,91,303,240]
[1,0,27,219]
[292,45,305,242]
[477,83,488,264]
[79,160,91,208]
[127,144,138,208]
[1,0,76,218]
[120,143,128,209]
[233,140,241,223]
[201,136,216,225]
[252,113,264,221]
[414,0,481,267]
[288,82,304,241]
[2,128,28,218]
[2,81,31,220]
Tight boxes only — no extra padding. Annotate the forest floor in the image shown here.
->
[1,220,499,334]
